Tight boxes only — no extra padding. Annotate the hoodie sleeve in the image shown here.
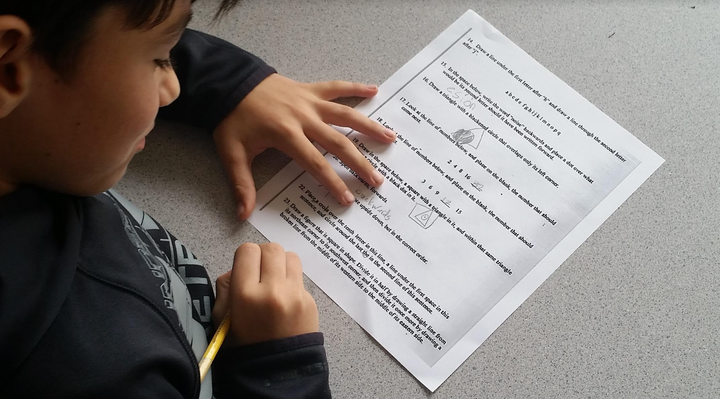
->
[158,29,277,131]
[212,332,332,399]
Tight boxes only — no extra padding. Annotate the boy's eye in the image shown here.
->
[154,58,173,69]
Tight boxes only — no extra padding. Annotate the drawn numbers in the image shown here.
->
[471,181,484,192]
[419,180,442,196]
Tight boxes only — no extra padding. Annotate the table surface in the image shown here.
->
[116,1,720,397]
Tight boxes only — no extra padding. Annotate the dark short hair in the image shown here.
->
[0,0,239,75]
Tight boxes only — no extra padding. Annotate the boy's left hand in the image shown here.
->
[213,74,396,221]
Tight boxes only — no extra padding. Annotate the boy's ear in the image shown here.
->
[0,16,32,119]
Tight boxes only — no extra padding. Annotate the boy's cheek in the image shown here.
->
[38,138,138,196]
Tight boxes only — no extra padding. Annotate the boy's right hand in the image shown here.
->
[213,243,319,345]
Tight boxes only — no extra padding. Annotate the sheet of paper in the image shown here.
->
[248,10,664,391]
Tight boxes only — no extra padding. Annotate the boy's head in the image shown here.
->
[0,0,236,197]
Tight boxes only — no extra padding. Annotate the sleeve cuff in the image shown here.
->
[210,65,277,131]
[218,332,324,361]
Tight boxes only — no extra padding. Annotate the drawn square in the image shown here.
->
[409,203,439,229]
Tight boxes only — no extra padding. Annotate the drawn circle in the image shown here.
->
[452,129,475,145]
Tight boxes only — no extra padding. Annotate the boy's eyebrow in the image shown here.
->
[160,9,193,42]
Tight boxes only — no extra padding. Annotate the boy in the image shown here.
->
[0,0,395,397]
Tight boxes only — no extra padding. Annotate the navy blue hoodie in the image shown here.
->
[0,30,332,399]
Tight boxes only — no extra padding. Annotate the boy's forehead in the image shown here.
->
[95,0,192,39]
[156,2,193,44]
[69,0,192,71]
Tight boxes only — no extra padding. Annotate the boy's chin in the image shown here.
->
[86,171,128,196]
[47,166,129,197]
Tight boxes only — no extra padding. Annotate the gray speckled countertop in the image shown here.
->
[116,1,720,397]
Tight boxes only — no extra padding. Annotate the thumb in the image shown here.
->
[213,271,232,328]
[231,162,257,221]
[216,138,258,221]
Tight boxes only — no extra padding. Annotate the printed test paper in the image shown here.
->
[248,10,664,391]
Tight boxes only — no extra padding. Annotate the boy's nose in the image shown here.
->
[159,68,181,107]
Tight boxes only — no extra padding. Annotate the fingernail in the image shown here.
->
[237,204,245,219]
[343,190,355,205]
[372,170,384,185]
[384,128,397,139]
[367,84,378,90]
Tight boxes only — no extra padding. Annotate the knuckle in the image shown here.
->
[235,242,259,258]
[324,131,349,149]
[304,294,318,310]
[272,120,298,138]
[292,292,311,312]
[307,154,329,173]
[215,272,231,287]
[286,251,301,264]
[233,180,253,192]
[265,286,309,313]
[261,242,285,254]
[232,285,255,303]
[266,289,290,312]
[335,104,355,118]
[296,293,317,315]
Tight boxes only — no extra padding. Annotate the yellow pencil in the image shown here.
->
[198,312,231,382]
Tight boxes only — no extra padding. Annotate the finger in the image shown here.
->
[214,134,258,221]
[319,102,396,144]
[213,271,232,327]
[232,243,262,291]
[285,251,304,283]
[310,122,385,188]
[279,134,356,206]
[258,243,288,284]
[311,80,379,101]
